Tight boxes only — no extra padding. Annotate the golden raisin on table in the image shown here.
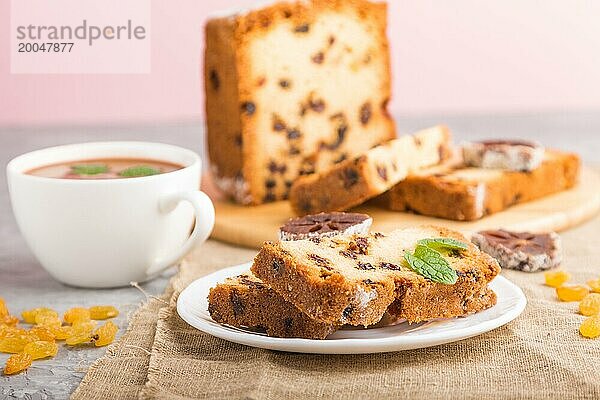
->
[35,317,61,331]
[0,298,8,317]
[1,315,19,326]
[0,326,27,340]
[3,352,33,375]
[63,307,91,324]
[579,315,600,339]
[556,285,590,302]
[65,321,96,346]
[0,325,14,339]
[588,279,600,294]
[28,326,56,342]
[0,337,32,354]
[579,293,600,316]
[50,325,73,340]
[23,341,58,360]
[92,321,118,347]
[21,307,57,324]
[72,320,96,333]
[65,332,92,346]
[544,270,571,288]
[89,306,119,320]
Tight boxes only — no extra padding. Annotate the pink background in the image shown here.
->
[2,0,600,127]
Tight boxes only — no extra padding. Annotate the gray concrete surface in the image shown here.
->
[0,112,599,399]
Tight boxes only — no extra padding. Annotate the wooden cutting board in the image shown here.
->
[209,166,600,249]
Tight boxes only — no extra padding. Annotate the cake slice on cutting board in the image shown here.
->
[377,149,580,221]
[289,125,452,215]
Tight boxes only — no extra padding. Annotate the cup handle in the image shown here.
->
[145,191,215,277]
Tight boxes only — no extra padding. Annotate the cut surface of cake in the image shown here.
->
[205,0,395,205]
[289,125,452,215]
[378,150,580,221]
[251,226,500,326]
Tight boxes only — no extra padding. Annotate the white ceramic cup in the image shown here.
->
[7,141,215,288]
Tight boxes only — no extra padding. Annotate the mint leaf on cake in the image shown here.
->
[417,237,469,252]
[404,244,458,284]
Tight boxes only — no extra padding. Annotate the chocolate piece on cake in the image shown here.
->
[471,229,562,272]
[279,212,372,241]
[377,150,580,221]
[208,273,339,339]
[251,225,500,326]
[289,126,452,215]
[462,140,544,172]
[205,0,395,205]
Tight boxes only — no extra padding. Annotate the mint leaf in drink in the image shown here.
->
[417,237,468,252]
[119,165,160,177]
[404,244,458,284]
[71,164,109,175]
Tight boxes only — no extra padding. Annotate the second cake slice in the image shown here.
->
[289,125,452,215]
[251,225,500,326]
[377,149,580,220]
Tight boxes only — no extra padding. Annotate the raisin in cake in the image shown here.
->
[289,125,451,215]
[205,0,395,205]
[251,226,500,326]
[208,273,338,339]
[377,149,580,221]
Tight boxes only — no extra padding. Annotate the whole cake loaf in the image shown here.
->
[377,149,580,220]
[289,126,451,215]
[205,0,395,204]
[251,226,500,326]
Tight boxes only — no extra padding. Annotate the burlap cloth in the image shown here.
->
[72,214,600,400]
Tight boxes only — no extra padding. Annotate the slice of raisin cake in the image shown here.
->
[289,126,452,215]
[378,149,580,220]
[208,273,339,339]
[205,0,395,205]
[251,226,500,326]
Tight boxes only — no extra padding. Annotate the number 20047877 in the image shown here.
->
[17,42,74,52]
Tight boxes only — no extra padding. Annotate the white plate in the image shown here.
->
[177,262,527,354]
